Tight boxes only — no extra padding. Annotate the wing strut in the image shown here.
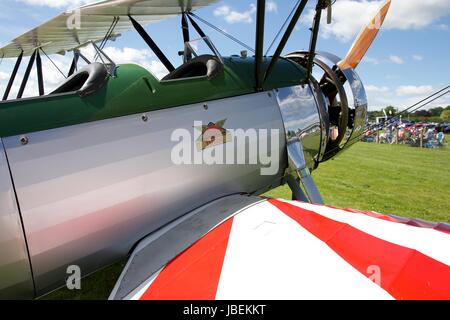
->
[262,0,309,84]
[129,15,175,72]
[286,141,324,204]
[255,0,266,90]
[2,51,23,101]
[68,51,80,77]
[17,50,37,99]
[305,0,330,82]
[181,13,192,61]
[36,49,44,96]
[186,13,207,38]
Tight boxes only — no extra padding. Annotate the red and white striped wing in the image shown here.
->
[127,199,450,300]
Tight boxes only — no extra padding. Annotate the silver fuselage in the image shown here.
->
[0,84,328,299]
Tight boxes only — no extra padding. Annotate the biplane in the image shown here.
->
[0,0,448,300]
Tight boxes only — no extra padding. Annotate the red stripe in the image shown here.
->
[340,207,450,235]
[140,218,234,300]
[268,199,450,300]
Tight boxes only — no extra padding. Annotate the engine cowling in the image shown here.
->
[285,51,368,161]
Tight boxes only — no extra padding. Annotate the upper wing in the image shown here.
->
[0,0,218,58]
[109,195,450,300]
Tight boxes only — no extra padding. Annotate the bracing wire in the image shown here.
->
[103,17,119,50]
[94,16,119,62]
[265,0,301,56]
[361,85,450,139]
[404,90,450,116]
[351,87,449,143]
[266,0,338,56]
[100,17,117,49]
[393,86,450,117]
[189,12,255,53]
[40,48,67,79]
[321,85,450,159]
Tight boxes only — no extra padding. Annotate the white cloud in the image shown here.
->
[396,85,434,96]
[0,53,69,98]
[79,46,167,79]
[364,54,424,66]
[214,4,257,24]
[396,94,450,111]
[389,55,404,64]
[213,1,277,23]
[102,47,152,65]
[385,0,450,30]
[103,47,167,79]
[365,85,389,93]
[266,0,278,13]
[365,85,450,111]
[437,23,449,30]
[0,71,9,81]
[145,60,168,80]
[0,46,168,99]
[301,0,376,42]
[364,56,379,65]
[302,0,450,42]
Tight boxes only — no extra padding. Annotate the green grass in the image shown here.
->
[43,142,450,300]
[267,142,450,222]
[40,261,127,300]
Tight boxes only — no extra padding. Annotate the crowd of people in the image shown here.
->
[363,122,448,148]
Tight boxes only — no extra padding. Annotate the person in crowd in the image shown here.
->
[385,127,392,144]
[398,127,405,143]
[404,127,412,143]
[426,127,435,141]
[437,127,446,146]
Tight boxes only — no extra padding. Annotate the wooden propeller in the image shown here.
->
[338,0,391,70]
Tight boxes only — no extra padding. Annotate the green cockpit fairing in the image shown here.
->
[0,57,306,138]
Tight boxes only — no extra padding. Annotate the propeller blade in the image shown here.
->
[338,0,391,70]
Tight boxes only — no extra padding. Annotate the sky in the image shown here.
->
[0,0,449,111]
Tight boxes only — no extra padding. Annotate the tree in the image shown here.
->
[368,110,384,122]
[429,107,444,117]
[441,109,450,122]
[384,106,397,116]
[415,110,431,117]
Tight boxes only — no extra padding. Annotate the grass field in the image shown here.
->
[43,141,450,300]
[268,142,450,222]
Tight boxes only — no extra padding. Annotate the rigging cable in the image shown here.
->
[265,0,301,56]
[102,16,120,50]
[40,48,67,79]
[363,89,450,140]
[100,17,117,49]
[349,87,450,146]
[95,16,119,61]
[320,85,450,159]
[362,85,450,136]
[402,91,450,116]
[189,12,255,53]
[370,86,450,134]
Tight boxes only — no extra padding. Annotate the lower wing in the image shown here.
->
[109,195,450,300]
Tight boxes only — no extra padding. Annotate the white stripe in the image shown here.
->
[280,200,450,266]
[215,201,393,300]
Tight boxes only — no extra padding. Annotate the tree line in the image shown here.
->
[368,106,450,123]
